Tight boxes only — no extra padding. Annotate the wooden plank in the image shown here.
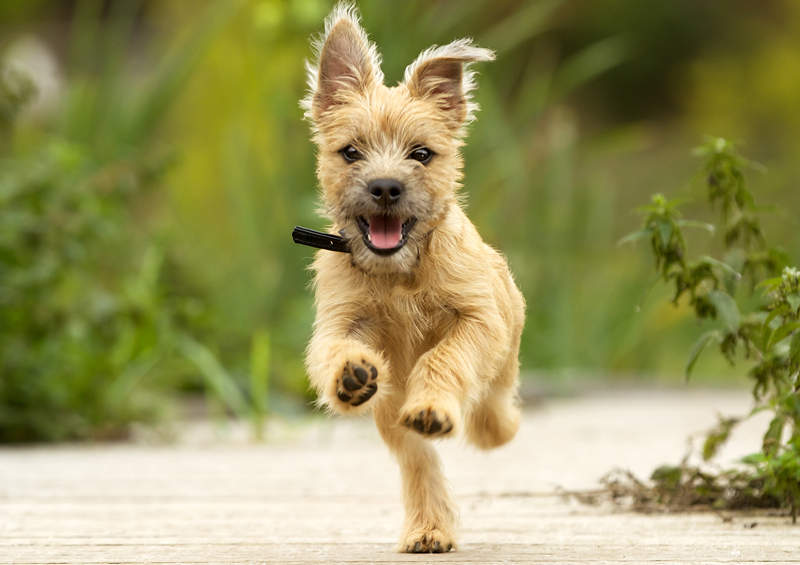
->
[1,390,797,564]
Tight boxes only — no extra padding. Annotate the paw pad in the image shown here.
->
[336,360,378,407]
[404,533,453,553]
[402,407,454,436]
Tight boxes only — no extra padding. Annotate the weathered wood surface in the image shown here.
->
[1,390,798,564]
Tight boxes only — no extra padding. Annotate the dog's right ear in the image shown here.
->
[301,3,383,123]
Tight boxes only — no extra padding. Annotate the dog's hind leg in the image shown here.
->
[465,330,521,449]
[467,280,524,449]
[374,399,457,553]
[464,381,520,449]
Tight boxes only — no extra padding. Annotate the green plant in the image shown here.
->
[620,137,800,521]
[0,74,176,440]
[0,2,270,442]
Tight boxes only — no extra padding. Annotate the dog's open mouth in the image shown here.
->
[356,215,417,256]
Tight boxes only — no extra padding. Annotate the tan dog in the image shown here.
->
[300,3,525,553]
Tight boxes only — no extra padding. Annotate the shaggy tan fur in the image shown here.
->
[301,3,525,554]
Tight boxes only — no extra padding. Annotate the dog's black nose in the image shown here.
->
[367,178,404,206]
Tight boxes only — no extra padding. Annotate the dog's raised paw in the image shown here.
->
[335,360,378,407]
[401,406,454,437]
[402,530,454,553]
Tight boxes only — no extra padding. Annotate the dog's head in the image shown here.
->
[301,3,493,275]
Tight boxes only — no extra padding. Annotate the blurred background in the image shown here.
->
[1,0,799,443]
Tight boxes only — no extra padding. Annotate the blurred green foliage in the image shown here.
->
[1,0,799,441]
[0,1,257,441]
[0,68,174,440]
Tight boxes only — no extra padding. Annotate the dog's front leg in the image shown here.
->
[305,297,387,414]
[399,312,497,437]
[374,402,457,553]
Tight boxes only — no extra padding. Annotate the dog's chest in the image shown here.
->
[370,288,457,361]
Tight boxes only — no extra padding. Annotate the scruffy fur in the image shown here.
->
[302,3,525,553]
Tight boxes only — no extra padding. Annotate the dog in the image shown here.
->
[299,3,525,553]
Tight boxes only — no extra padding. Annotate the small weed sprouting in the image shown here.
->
[617,137,800,523]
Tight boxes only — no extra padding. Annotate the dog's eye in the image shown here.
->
[408,147,433,165]
[339,145,363,163]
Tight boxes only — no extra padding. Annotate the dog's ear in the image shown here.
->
[302,3,383,122]
[403,39,494,129]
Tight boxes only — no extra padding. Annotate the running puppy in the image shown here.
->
[300,3,525,553]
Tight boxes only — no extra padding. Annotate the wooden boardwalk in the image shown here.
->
[2,389,798,564]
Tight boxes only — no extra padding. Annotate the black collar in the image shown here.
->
[292,226,350,253]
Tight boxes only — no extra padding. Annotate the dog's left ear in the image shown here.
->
[403,39,494,129]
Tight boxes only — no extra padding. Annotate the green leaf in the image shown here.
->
[617,228,651,246]
[686,330,721,378]
[550,35,628,100]
[650,465,682,490]
[762,416,785,456]
[764,307,784,330]
[766,321,800,353]
[249,329,271,439]
[480,0,566,53]
[702,416,739,461]
[656,219,673,248]
[790,332,800,369]
[707,290,741,332]
[741,452,767,466]
[177,335,248,417]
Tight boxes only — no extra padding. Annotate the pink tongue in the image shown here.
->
[369,215,403,249]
